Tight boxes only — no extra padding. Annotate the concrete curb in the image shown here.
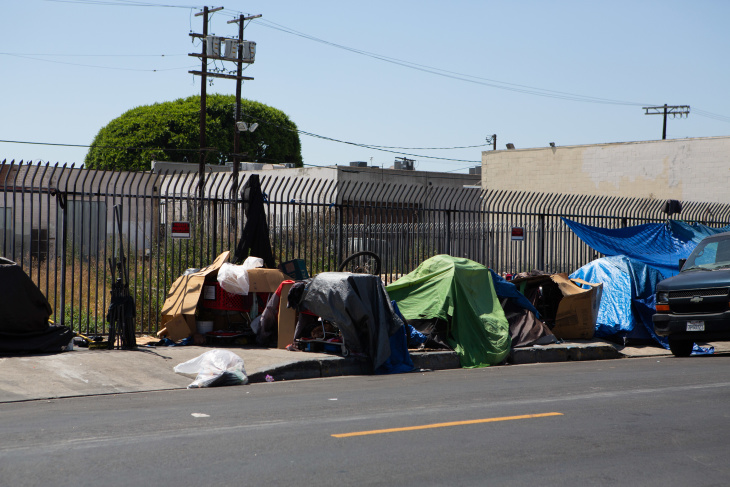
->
[410,351,461,370]
[249,351,463,382]
[509,342,621,364]
[249,343,626,382]
[248,356,372,382]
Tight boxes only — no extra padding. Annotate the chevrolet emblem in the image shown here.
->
[690,296,704,303]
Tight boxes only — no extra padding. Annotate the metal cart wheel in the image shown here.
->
[338,251,381,276]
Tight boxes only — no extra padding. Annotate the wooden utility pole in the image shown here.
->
[189,7,259,211]
[227,13,262,196]
[486,134,496,150]
[643,104,690,140]
[193,6,222,206]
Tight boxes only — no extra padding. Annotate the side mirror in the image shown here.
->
[678,258,687,270]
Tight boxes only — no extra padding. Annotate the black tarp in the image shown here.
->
[0,258,72,354]
[291,272,403,370]
[232,175,275,268]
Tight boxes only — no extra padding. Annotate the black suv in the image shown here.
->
[654,231,730,357]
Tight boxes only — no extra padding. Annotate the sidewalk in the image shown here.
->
[0,339,727,404]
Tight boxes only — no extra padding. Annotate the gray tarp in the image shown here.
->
[295,272,403,370]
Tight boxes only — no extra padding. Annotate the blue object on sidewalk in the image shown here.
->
[374,302,418,375]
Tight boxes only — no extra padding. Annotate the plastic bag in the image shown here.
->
[173,349,249,388]
[217,257,264,295]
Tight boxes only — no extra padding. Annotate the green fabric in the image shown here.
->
[386,255,511,368]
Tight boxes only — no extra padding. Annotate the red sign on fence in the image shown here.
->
[171,221,191,239]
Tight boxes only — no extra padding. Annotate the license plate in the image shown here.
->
[686,321,705,332]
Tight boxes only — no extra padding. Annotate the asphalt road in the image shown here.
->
[2,356,730,486]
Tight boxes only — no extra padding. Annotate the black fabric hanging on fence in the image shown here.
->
[232,175,275,268]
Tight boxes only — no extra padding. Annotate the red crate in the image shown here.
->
[201,283,252,312]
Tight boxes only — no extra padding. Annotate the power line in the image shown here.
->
[239,114,481,163]
[0,138,208,152]
[254,19,653,107]
[692,108,730,124]
[1,53,195,72]
[0,128,482,164]
[253,18,730,125]
[44,0,203,8]
[0,52,187,57]
[254,18,730,124]
[365,143,489,150]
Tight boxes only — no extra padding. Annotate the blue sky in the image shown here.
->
[2,0,729,173]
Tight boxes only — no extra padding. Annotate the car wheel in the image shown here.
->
[668,337,693,357]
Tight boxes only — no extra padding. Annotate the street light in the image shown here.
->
[236,121,258,133]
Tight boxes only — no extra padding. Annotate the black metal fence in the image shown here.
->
[3,159,730,336]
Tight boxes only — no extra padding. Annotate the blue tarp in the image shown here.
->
[565,219,724,354]
[374,302,425,375]
[563,218,730,279]
[570,255,667,346]
[489,269,540,318]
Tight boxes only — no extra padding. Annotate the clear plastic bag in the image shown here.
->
[173,349,249,388]
[217,257,264,295]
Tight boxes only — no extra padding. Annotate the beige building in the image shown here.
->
[481,136,730,204]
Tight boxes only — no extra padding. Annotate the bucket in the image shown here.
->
[197,320,214,334]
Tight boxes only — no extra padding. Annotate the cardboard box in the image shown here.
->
[247,268,289,293]
[159,253,289,339]
[550,274,602,340]
[160,251,230,336]
[157,314,192,342]
[276,282,297,349]
[512,273,602,340]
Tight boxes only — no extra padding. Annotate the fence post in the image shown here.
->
[58,191,68,327]
[445,210,452,255]
[336,203,344,267]
[212,198,218,256]
[538,214,545,271]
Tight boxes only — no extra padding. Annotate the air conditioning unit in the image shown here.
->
[349,161,368,167]
[394,159,414,170]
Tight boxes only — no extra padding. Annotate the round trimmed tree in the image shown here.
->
[84,94,302,170]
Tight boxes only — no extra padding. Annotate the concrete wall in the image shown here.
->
[481,136,730,203]
[152,161,478,190]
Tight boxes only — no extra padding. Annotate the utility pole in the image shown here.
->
[486,134,496,151]
[643,104,690,140]
[189,6,259,225]
[227,13,262,196]
[191,6,223,207]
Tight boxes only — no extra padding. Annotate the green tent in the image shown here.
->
[385,255,511,368]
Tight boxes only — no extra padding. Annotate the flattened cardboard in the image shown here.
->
[276,282,297,349]
[160,251,230,336]
[156,314,191,342]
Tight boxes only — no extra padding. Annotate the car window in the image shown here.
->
[716,240,730,265]
[687,241,718,268]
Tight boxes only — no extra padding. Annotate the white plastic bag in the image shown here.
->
[173,349,249,388]
[217,256,264,295]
